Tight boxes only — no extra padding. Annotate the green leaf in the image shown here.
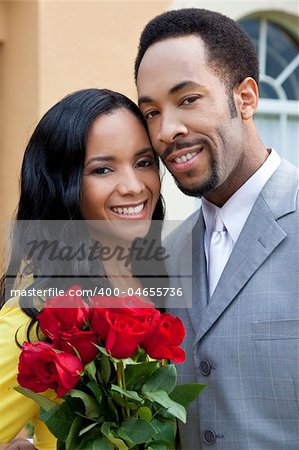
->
[76,433,114,450]
[153,406,173,420]
[107,396,119,423]
[40,401,78,441]
[150,417,176,446]
[146,441,173,450]
[78,422,99,437]
[144,391,186,423]
[99,353,112,384]
[117,418,156,445]
[110,384,143,403]
[142,365,177,394]
[137,406,152,421]
[86,380,103,401]
[84,360,97,381]
[169,383,206,407]
[86,380,106,411]
[94,344,110,357]
[68,389,100,418]
[65,415,83,450]
[109,390,126,407]
[101,422,129,450]
[14,386,57,411]
[94,345,122,364]
[124,361,159,390]
[82,436,115,450]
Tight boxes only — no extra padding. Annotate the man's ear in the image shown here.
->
[234,77,259,120]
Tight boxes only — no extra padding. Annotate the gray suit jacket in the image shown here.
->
[165,159,299,450]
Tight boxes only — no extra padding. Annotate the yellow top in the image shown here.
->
[0,297,57,449]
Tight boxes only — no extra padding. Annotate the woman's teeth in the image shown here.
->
[111,203,145,215]
[174,152,197,163]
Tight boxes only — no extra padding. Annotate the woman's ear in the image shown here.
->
[234,77,259,120]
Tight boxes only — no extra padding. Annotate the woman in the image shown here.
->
[0,88,166,449]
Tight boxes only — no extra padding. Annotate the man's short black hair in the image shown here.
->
[134,8,259,89]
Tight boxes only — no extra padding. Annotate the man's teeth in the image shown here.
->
[174,152,197,163]
[111,203,145,215]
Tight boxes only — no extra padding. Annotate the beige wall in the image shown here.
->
[38,0,170,112]
[1,0,298,263]
[0,0,170,265]
[0,0,40,266]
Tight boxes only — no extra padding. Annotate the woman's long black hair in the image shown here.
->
[0,88,166,318]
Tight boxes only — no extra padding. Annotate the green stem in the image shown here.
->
[116,361,130,419]
[116,361,123,388]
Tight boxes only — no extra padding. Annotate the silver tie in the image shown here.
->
[208,213,231,297]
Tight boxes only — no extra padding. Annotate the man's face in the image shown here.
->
[137,35,246,202]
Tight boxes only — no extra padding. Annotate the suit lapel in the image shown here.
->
[193,160,298,344]
[176,211,209,334]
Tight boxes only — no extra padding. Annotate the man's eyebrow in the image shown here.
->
[138,81,204,106]
[138,96,153,107]
[169,80,203,95]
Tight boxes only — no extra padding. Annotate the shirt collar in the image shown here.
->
[202,149,281,243]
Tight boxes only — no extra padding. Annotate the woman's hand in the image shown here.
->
[4,439,36,450]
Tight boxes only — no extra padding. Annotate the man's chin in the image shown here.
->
[176,177,219,198]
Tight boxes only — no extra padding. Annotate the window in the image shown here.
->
[239,18,299,166]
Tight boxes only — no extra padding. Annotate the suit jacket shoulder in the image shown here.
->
[260,158,299,219]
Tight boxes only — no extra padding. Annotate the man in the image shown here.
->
[135,8,299,450]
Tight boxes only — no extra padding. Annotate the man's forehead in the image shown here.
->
[136,36,210,98]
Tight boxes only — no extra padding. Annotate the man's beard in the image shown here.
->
[159,136,220,198]
[172,159,219,198]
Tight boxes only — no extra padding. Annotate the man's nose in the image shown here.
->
[156,112,188,146]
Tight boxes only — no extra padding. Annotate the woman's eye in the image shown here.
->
[93,166,112,175]
[181,96,199,105]
[137,158,154,168]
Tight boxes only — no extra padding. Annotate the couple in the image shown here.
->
[1,8,299,450]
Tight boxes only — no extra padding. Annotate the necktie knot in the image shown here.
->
[213,213,225,232]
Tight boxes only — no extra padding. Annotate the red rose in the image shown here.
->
[38,285,98,363]
[17,342,83,397]
[90,295,155,310]
[38,285,91,337]
[53,330,99,365]
[142,313,186,363]
[90,296,160,359]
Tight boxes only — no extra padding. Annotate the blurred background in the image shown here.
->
[0,0,298,251]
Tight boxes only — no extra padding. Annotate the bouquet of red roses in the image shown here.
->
[16,286,205,449]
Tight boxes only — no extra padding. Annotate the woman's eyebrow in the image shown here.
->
[85,155,115,166]
[85,147,153,166]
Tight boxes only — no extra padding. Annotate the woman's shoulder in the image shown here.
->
[0,296,39,344]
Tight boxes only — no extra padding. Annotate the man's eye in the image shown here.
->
[145,110,159,120]
[93,167,112,175]
[181,96,199,105]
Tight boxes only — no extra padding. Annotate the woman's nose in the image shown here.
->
[116,171,145,196]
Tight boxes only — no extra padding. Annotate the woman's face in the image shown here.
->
[81,108,161,241]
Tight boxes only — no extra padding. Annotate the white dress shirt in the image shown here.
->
[202,149,281,277]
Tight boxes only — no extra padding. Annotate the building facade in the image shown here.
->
[0,0,298,249]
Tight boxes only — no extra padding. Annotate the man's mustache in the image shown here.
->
[160,138,208,160]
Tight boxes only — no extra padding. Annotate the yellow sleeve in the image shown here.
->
[0,297,57,450]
